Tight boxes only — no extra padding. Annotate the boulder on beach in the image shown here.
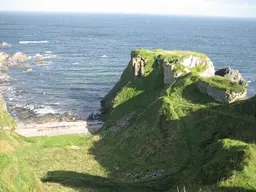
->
[87,112,101,121]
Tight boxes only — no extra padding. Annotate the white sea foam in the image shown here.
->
[34,53,57,60]
[19,40,49,44]
[45,102,60,106]
[101,55,108,58]
[72,62,80,65]
[34,105,57,115]
[42,55,56,59]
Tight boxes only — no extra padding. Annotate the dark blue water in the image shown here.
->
[0,12,255,118]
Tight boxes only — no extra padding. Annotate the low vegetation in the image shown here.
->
[0,49,255,191]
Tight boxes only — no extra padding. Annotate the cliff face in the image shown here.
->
[98,49,256,191]
[101,49,247,114]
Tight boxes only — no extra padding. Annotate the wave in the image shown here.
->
[12,103,58,115]
[19,40,49,44]
[34,105,57,115]
[248,79,255,83]
[101,55,108,58]
[34,53,57,60]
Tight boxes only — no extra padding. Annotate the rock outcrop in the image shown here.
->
[9,106,77,124]
[0,52,9,66]
[163,55,215,84]
[125,49,248,104]
[7,52,30,66]
[0,42,8,47]
[215,67,248,87]
[26,68,33,73]
[0,52,31,81]
[196,67,248,103]
[197,79,247,103]
[0,52,10,81]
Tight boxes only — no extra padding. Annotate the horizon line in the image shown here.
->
[0,10,256,19]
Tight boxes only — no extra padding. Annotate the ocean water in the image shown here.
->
[0,12,255,119]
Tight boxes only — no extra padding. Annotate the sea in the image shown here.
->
[0,12,255,119]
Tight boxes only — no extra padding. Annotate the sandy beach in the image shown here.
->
[15,120,103,137]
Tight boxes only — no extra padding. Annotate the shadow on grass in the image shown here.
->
[42,171,159,192]
[219,187,256,192]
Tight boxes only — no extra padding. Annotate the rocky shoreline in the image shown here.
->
[8,105,78,124]
[0,45,103,136]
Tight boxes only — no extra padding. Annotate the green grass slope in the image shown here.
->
[0,49,255,192]
[0,99,42,192]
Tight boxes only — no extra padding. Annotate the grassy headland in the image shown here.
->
[0,49,255,192]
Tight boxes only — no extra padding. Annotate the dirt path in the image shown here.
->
[15,121,103,137]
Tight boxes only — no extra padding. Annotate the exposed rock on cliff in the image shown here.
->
[163,55,215,84]
[197,77,247,103]
[197,68,248,103]
[215,67,248,87]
